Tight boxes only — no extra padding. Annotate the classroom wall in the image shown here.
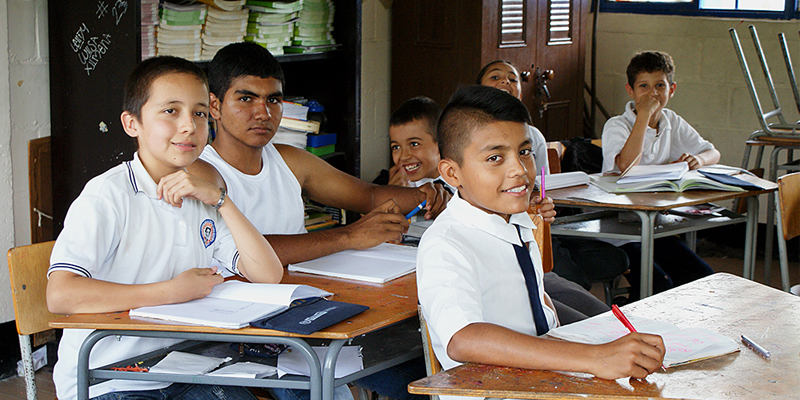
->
[590,13,800,175]
[0,0,48,323]
[360,0,391,182]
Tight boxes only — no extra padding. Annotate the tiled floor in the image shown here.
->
[1,238,796,400]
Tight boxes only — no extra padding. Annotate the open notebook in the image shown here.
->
[288,243,417,283]
[547,312,739,368]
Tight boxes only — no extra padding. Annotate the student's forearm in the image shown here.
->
[447,323,600,373]
[698,148,720,166]
[616,118,648,172]
[47,273,182,314]
[265,224,383,267]
[218,199,283,283]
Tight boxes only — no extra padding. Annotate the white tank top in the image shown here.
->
[200,143,307,235]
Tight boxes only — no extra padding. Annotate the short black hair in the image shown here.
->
[123,56,207,120]
[475,60,518,84]
[208,42,285,101]
[626,51,675,86]
[389,97,441,141]
[438,85,531,164]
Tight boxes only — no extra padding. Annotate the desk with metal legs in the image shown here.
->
[50,272,421,400]
[547,184,772,298]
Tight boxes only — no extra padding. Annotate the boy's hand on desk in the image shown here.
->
[342,199,409,249]
[169,267,224,303]
[590,332,665,380]
[676,153,705,170]
[387,164,411,187]
[416,182,450,219]
[531,196,556,223]
[157,169,222,208]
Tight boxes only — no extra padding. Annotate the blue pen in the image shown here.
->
[405,200,427,220]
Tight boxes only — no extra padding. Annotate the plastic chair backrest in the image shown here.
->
[417,304,442,377]
[777,172,800,241]
[7,241,60,336]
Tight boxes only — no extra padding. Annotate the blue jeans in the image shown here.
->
[91,383,256,400]
[270,384,353,400]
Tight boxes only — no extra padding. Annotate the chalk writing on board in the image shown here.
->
[96,1,108,19]
[71,22,112,76]
[113,0,129,25]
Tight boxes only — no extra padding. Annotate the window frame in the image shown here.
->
[598,0,799,20]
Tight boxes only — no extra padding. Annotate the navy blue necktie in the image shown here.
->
[513,225,550,336]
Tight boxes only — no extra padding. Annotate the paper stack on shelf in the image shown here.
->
[141,0,160,60]
[201,7,249,60]
[272,100,322,149]
[244,0,302,55]
[157,2,207,62]
[197,0,247,11]
[284,0,337,54]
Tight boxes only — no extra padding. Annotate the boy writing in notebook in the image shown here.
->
[46,56,283,400]
[601,51,717,299]
[417,85,665,398]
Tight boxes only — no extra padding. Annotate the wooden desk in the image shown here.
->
[409,273,799,400]
[548,184,772,298]
[50,271,420,400]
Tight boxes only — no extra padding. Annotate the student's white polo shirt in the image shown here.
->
[417,193,557,400]
[601,101,715,174]
[48,153,239,400]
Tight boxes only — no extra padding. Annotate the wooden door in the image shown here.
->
[481,0,587,142]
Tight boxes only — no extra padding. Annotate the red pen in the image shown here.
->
[611,304,668,372]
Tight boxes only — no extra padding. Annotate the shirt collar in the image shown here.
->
[623,101,672,136]
[126,152,159,198]
[446,192,536,246]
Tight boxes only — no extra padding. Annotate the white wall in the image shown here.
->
[359,0,391,182]
[1,0,48,323]
[589,13,799,217]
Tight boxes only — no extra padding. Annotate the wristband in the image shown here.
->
[213,188,226,210]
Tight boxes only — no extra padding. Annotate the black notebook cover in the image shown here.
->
[250,297,369,335]
[698,171,765,191]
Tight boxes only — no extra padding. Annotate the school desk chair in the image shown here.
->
[774,172,800,292]
[7,240,60,400]
[730,25,800,282]
[416,305,441,400]
[779,31,800,116]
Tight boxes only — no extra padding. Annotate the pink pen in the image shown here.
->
[541,166,546,199]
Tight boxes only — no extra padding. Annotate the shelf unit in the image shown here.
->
[48,0,361,234]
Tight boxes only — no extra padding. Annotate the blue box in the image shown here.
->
[306,133,337,148]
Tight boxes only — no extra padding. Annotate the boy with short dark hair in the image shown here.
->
[602,51,718,299]
[418,86,665,400]
[46,56,283,400]
[387,96,445,188]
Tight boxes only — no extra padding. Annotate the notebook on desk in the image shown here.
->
[547,312,740,368]
[288,243,417,283]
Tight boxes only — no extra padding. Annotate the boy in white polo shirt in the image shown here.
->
[46,56,283,400]
[601,51,718,300]
[417,85,665,400]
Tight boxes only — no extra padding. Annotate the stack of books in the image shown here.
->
[272,100,321,149]
[304,201,341,232]
[157,2,208,61]
[141,0,160,60]
[244,0,302,55]
[306,132,336,157]
[285,0,336,54]
[201,5,249,60]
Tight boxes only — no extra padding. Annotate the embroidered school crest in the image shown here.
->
[200,219,216,248]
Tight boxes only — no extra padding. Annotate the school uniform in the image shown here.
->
[418,193,558,400]
[601,101,715,299]
[529,125,550,174]
[200,143,306,235]
[601,101,715,174]
[48,153,240,400]
[410,175,457,195]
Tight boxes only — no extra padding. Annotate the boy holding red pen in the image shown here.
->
[417,86,665,400]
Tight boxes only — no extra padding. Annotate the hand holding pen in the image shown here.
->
[612,305,668,372]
